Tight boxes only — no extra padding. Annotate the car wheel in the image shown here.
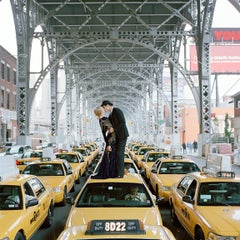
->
[76,172,80,184]
[43,203,54,227]
[61,188,67,206]
[155,185,159,197]
[195,227,205,240]
[70,182,75,192]
[14,232,25,240]
[170,204,179,225]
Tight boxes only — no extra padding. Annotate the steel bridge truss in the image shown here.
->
[10,0,240,152]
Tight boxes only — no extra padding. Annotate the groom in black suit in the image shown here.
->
[101,100,129,177]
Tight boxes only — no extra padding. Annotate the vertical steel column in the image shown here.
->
[195,0,216,155]
[46,37,58,137]
[65,62,72,139]
[156,58,165,146]
[11,0,31,137]
[75,78,81,145]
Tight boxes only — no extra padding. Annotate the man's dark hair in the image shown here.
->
[101,100,113,107]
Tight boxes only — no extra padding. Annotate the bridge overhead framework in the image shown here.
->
[10,0,240,155]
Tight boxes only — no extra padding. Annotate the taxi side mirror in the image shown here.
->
[66,196,75,205]
[182,195,194,204]
[67,170,73,175]
[151,169,157,173]
[26,198,39,208]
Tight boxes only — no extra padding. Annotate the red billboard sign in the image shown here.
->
[190,45,240,73]
[212,28,240,43]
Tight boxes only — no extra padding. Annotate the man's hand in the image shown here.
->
[106,145,112,152]
[108,127,114,133]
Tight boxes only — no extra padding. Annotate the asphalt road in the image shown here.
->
[31,158,193,240]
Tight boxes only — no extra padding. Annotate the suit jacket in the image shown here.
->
[108,107,129,140]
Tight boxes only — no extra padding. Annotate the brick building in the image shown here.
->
[0,45,17,146]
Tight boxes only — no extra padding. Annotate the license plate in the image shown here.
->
[85,219,145,235]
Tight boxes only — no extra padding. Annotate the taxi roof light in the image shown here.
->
[201,168,235,178]
[41,157,52,162]
[171,155,183,160]
[216,171,235,178]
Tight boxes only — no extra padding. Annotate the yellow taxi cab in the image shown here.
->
[15,150,43,173]
[83,142,99,160]
[55,151,87,183]
[134,146,159,169]
[169,170,240,240]
[57,222,176,240]
[0,174,54,240]
[128,143,146,162]
[72,147,93,166]
[126,141,142,153]
[139,150,170,179]
[149,155,200,202]
[22,158,75,205]
[65,174,163,229]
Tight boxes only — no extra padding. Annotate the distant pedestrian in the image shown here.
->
[193,140,198,152]
[182,142,187,154]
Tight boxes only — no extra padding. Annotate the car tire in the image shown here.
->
[170,204,179,225]
[155,185,159,197]
[195,227,205,240]
[70,182,75,192]
[61,188,67,206]
[14,232,25,240]
[43,202,54,227]
[76,172,80,184]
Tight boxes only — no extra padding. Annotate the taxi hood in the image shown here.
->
[66,207,162,228]
[158,174,184,186]
[0,211,25,237]
[198,207,240,236]
[39,176,65,187]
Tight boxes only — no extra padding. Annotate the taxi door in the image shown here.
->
[22,180,43,238]
[173,176,193,225]
[26,178,50,233]
[177,177,197,235]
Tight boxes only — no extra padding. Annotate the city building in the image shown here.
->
[0,45,17,147]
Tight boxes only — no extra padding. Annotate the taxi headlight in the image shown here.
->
[161,186,171,191]
[53,186,61,192]
[1,238,10,240]
[208,232,236,240]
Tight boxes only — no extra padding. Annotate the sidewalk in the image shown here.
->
[186,152,240,176]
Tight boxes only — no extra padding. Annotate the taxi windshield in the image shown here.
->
[56,154,78,163]
[198,182,240,206]
[147,153,168,162]
[158,162,200,174]
[76,183,153,207]
[0,185,23,210]
[23,163,64,176]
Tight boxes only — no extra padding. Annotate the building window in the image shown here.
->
[7,65,10,82]
[1,89,4,107]
[13,93,16,110]
[13,70,16,85]
[1,62,5,79]
[237,99,240,109]
[7,91,10,109]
